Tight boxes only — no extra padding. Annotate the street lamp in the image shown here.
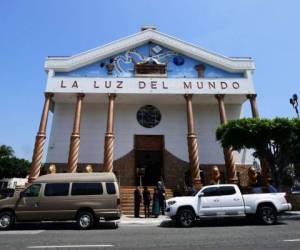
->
[290,94,299,118]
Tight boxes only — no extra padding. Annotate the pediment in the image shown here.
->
[45,29,255,76]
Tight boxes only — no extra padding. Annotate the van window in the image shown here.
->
[44,183,69,196]
[71,183,103,195]
[23,184,41,197]
[220,186,236,195]
[106,183,116,194]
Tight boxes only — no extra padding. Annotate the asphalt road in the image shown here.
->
[1,217,300,250]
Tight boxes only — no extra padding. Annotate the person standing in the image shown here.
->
[142,186,151,218]
[157,181,166,215]
[134,186,142,218]
[152,187,160,218]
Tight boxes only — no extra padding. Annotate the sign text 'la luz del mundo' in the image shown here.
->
[46,77,254,94]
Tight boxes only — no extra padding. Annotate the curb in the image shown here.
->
[279,211,300,220]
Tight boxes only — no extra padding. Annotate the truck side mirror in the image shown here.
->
[198,192,204,197]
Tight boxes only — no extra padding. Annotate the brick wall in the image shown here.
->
[47,156,251,188]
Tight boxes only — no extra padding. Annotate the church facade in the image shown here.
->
[29,27,259,189]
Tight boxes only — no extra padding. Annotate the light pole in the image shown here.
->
[290,94,299,118]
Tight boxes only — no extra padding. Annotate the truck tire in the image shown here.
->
[258,206,277,225]
[0,211,15,231]
[176,208,195,227]
[76,211,95,230]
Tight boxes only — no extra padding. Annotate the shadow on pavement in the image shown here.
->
[159,217,287,228]
[11,221,118,231]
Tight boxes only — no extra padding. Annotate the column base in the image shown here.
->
[228,178,239,184]
[192,178,202,191]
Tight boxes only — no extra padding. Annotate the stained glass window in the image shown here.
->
[137,105,161,128]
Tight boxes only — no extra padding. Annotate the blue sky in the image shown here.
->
[0,0,299,160]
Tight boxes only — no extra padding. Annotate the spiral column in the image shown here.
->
[184,94,201,190]
[215,94,238,184]
[67,93,85,173]
[28,92,53,183]
[246,94,259,118]
[103,94,116,172]
[246,94,269,189]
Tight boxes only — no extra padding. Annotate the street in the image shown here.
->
[1,216,300,250]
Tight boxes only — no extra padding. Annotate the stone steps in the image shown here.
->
[120,186,173,215]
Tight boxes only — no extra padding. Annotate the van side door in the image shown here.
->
[70,182,104,218]
[38,183,71,220]
[219,186,245,216]
[15,183,43,221]
[198,186,222,216]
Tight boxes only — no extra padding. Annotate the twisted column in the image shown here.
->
[246,94,269,189]
[215,94,238,184]
[246,94,259,118]
[67,93,85,173]
[103,94,116,172]
[28,92,53,183]
[184,94,201,189]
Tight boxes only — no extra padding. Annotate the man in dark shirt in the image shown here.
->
[157,181,166,215]
[134,186,142,218]
[142,186,151,218]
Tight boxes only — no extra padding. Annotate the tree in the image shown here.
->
[0,144,31,178]
[216,118,300,188]
[0,145,14,158]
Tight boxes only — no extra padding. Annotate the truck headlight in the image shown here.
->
[168,200,176,206]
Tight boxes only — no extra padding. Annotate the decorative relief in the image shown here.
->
[46,30,254,74]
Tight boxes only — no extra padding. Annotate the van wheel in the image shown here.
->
[0,211,15,230]
[176,208,195,227]
[76,211,95,230]
[258,206,277,225]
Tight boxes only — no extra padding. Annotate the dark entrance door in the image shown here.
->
[134,135,164,186]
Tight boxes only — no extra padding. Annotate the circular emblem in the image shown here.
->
[173,55,185,66]
[137,105,161,128]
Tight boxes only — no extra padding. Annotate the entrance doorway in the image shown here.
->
[134,135,164,186]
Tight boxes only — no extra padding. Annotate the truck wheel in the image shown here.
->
[0,211,15,230]
[258,206,277,225]
[76,211,95,230]
[176,209,195,227]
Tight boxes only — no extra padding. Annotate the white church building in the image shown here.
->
[29,26,259,188]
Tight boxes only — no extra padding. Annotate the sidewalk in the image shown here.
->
[117,211,300,225]
[118,215,170,226]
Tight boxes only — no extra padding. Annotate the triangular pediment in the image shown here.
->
[45,29,255,75]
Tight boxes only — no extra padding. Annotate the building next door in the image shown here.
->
[134,135,164,186]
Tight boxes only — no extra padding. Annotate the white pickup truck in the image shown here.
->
[165,184,291,227]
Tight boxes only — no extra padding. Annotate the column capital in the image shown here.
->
[184,94,193,100]
[108,93,117,100]
[44,92,54,98]
[77,93,85,99]
[246,94,257,100]
[215,94,225,101]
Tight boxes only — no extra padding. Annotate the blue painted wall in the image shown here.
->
[55,43,244,78]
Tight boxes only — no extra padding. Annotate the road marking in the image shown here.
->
[27,245,114,249]
[0,230,44,235]
[283,239,300,242]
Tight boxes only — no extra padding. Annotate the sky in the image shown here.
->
[0,0,299,160]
